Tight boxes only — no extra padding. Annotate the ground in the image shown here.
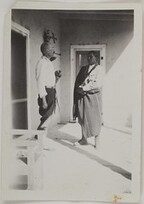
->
[41,123,132,201]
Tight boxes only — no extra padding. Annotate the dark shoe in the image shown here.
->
[37,126,47,130]
[78,138,88,145]
[34,135,38,140]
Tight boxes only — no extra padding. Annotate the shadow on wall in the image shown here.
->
[60,18,134,73]
[60,15,134,122]
[103,38,135,131]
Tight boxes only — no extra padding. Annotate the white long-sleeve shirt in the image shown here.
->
[35,56,55,98]
[82,64,105,91]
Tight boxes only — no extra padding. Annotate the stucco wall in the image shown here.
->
[12,10,61,129]
[11,11,134,129]
[60,18,134,129]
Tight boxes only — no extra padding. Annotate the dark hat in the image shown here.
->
[40,42,53,53]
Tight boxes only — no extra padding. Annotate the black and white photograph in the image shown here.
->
[1,1,142,203]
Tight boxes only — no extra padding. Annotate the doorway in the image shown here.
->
[70,44,106,121]
[11,22,31,130]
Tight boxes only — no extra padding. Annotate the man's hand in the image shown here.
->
[42,102,48,109]
[55,70,62,78]
[55,70,62,83]
[42,96,48,109]
[77,86,84,94]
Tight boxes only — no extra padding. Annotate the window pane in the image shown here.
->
[12,102,28,129]
[11,30,27,100]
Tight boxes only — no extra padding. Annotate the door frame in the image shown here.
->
[70,44,106,121]
[11,22,31,129]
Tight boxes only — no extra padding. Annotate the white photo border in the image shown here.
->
[2,1,142,203]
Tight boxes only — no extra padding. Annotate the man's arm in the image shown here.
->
[42,95,48,109]
[82,66,105,92]
[37,61,49,109]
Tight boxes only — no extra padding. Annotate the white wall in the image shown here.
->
[103,38,135,130]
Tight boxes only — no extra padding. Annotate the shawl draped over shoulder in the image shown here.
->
[73,65,103,138]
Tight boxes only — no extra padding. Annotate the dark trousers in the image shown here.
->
[37,87,56,130]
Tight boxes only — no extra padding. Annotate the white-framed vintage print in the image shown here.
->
[1,0,142,203]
